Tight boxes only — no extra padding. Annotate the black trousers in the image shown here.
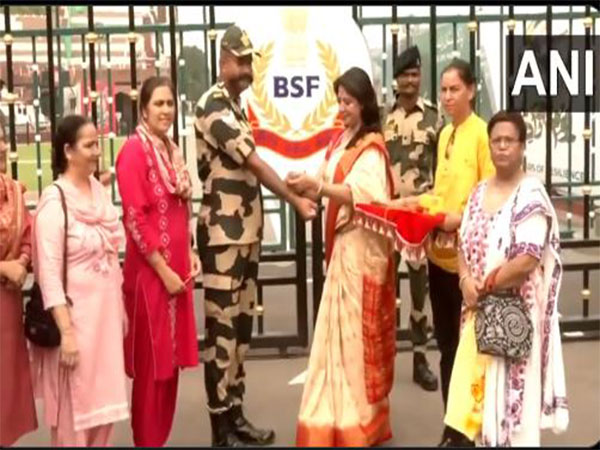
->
[428,259,463,411]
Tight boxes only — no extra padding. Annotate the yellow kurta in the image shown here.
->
[428,112,495,273]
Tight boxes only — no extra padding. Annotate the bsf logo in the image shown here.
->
[249,38,341,137]
[241,7,372,163]
[244,7,363,160]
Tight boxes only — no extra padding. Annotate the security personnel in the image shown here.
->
[384,45,441,392]
[194,25,316,447]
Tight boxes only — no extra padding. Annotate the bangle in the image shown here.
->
[316,180,324,197]
[486,267,501,292]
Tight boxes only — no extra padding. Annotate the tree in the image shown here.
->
[179,46,208,105]
[8,6,46,15]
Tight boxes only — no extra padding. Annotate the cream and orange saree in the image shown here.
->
[296,132,397,447]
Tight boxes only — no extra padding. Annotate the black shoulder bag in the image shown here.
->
[24,183,73,348]
[474,186,533,361]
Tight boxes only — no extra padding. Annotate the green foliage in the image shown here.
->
[179,46,208,104]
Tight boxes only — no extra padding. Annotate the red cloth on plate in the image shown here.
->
[355,204,445,245]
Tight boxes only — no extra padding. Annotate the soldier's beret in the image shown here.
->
[393,45,421,78]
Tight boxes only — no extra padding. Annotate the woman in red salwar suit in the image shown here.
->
[116,76,200,447]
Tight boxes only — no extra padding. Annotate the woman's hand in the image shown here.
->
[160,266,186,296]
[59,328,79,370]
[284,171,304,195]
[482,266,502,293]
[439,212,462,232]
[0,260,28,288]
[189,249,202,280]
[286,172,320,197]
[461,276,483,309]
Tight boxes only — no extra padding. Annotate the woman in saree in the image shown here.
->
[443,111,568,446]
[286,67,396,447]
[0,123,38,446]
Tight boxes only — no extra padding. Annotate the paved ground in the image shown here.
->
[14,340,600,447]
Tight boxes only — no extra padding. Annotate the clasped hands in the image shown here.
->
[285,171,321,221]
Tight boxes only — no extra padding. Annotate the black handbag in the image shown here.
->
[24,183,73,348]
[474,291,533,360]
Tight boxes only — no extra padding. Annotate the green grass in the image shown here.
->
[13,136,127,197]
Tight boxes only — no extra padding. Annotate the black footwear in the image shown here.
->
[413,352,439,392]
[209,412,246,447]
[228,405,275,446]
[438,427,475,447]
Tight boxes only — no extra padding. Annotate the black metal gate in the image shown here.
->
[1,5,598,355]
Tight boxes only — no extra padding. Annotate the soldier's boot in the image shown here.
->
[413,352,439,392]
[228,405,275,446]
[209,412,246,447]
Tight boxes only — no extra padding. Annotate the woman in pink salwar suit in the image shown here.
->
[0,124,38,446]
[31,115,129,446]
[116,76,200,447]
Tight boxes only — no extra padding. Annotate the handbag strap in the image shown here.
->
[53,183,73,307]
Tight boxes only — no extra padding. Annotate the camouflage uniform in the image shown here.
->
[195,81,262,414]
[384,96,440,356]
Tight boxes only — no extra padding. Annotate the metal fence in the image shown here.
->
[1,5,598,354]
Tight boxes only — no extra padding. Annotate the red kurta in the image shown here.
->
[0,176,38,446]
[117,133,198,379]
[116,131,198,446]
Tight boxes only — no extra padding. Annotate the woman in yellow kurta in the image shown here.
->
[392,58,495,445]
[286,67,396,447]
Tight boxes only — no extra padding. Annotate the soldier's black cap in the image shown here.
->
[393,46,421,78]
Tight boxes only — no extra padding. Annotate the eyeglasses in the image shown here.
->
[490,137,520,148]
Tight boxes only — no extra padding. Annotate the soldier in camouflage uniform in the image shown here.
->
[384,46,441,392]
[194,25,317,447]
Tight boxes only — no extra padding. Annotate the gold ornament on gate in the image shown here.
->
[582,128,592,140]
[85,32,99,45]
